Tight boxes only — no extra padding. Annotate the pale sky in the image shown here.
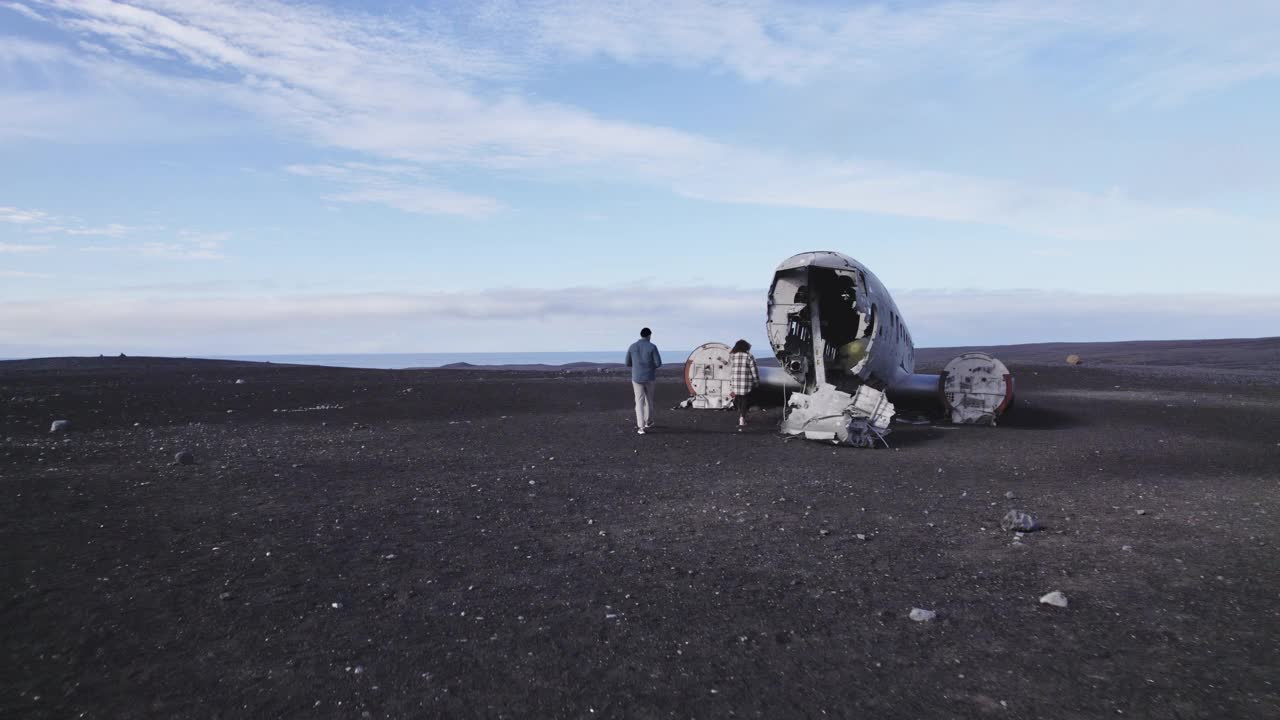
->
[2,1,1277,356]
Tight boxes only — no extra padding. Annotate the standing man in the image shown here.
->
[625,327,662,434]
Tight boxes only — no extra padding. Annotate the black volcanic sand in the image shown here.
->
[2,340,1278,719]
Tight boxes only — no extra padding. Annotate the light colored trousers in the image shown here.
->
[632,380,656,429]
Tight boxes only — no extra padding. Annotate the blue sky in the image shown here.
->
[1,0,1278,356]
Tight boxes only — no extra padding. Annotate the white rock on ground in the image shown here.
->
[50,420,70,433]
[1039,591,1069,608]
[1001,510,1038,532]
[909,608,937,622]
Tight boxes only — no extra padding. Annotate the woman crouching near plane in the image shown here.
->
[729,339,760,431]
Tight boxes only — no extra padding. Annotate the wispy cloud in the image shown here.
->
[8,1,1278,237]
[285,163,500,217]
[2,286,1278,356]
[1,204,135,237]
[523,0,1071,84]
[520,0,1280,100]
[0,284,758,353]
[897,288,1280,346]
[0,241,53,253]
[0,206,51,224]
[83,239,226,260]
[0,269,52,278]
[62,223,134,237]
[2,203,228,258]
[3,2,46,22]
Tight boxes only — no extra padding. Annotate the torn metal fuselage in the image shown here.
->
[765,252,1014,445]
[680,251,1015,445]
[767,251,913,447]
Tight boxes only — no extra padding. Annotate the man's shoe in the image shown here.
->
[637,428,646,435]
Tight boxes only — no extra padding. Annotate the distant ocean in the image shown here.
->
[203,351,692,370]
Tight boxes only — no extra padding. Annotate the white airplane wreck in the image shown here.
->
[681,251,1014,447]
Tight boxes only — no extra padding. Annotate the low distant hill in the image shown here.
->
[915,337,1280,373]
[433,361,629,372]
[4,337,1276,376]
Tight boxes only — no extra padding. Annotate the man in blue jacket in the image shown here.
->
[625,327,663,434]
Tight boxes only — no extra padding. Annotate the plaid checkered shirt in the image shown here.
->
[729,352,759,396]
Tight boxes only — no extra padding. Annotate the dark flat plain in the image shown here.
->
[2,339,1278,719]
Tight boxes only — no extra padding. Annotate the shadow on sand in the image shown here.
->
[882,428,949,448]
[997,403,1085,430]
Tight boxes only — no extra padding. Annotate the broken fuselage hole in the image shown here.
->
[769,266,873,393]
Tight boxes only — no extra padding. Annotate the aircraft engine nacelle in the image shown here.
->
[940,352,1015,425]
[678,342,735,409]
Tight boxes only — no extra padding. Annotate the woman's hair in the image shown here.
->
[730,339,752,354]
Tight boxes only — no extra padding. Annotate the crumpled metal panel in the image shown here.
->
[781,384,895,447]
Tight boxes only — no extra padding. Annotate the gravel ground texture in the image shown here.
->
[2,339,1278,719]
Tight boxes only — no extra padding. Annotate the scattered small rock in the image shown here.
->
[819,529,830,536]
[1122,545,1134,552]
[234,379,247,385]
[1135,509,1147,516]
[1005,491,1017,499]
[1039,591,1069,608]
[1001,510,1038,532]
[50,420,70,433]
[174,450,195,465]
[218,592,233,601]
[855,534,868,541]
[1066,354,1083,366]
[909,608,937,622]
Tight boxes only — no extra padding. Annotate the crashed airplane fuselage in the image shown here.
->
[683,251,1014,447]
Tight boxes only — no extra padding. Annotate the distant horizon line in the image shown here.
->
[3,335,1277,364]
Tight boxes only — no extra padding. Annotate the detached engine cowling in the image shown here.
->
[940,352,1014,425]
[679,342,734,409]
